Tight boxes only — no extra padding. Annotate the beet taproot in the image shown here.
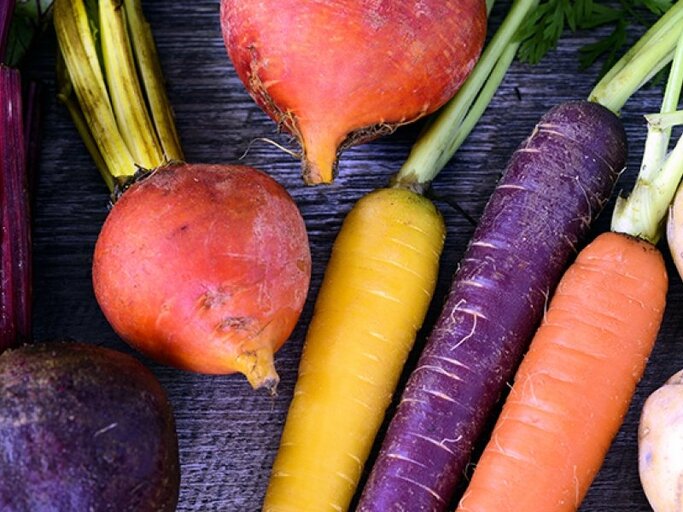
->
[0,342,179,512]
[93,163,311,391]
[221,0,487,184]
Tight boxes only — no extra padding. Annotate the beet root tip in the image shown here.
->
[234,347,280,394]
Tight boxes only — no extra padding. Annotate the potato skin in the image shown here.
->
[639,369,683,512]
[0,342,179,512]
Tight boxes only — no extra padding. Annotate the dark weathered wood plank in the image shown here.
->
[22,2,681,510]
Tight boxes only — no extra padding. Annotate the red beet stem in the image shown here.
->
[0,66,30,351]
[0,0,13,63]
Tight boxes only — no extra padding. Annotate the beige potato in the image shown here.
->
[639,369,683,512]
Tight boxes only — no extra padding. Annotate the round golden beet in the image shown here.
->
[93,164,311,391]
[221,0,487,184]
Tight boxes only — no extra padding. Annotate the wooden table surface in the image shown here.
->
[24,2,680,511]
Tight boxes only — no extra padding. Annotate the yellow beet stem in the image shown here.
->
[124,0,184,162]
[56,48,115,192]
[263,188,445,512]
[54,0,136,179]
[99,0,164,169]
[54,0,185,187]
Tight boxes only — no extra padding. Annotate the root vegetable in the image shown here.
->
[0,342,179,512]
[93,163,311,389]
[361,5,683,509]
[220,0,487,184]
[457,232,667,512]
[358,100,626,511]
[447,14,683,512]
[263,188,445,512]
[261,2,540,510]
[639,370,683,512]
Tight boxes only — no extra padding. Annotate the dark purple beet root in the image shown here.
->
[0,342,179,512]
[358,101,626,511]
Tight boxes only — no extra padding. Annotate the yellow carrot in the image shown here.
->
[263,187,445,512]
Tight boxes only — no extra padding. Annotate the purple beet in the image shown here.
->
[0,342,179,512]
[357,100,626,511]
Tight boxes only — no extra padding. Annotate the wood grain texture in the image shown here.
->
[22,1,682,511]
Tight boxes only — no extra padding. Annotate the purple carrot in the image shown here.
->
[357,101,626,511]
[0,66,29,350]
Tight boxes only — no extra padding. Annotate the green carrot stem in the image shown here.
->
[646,110,683,129]
[434,40,519,172]
[596,2,683,90]
[638,46,683,184]
[590,1,683,113]
[611,31,683,243]
[395,0,538,188]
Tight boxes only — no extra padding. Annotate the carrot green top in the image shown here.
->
[393,0,539,191]
[589,1,683,243]
[398,0,683,245]
[394,0,681,192]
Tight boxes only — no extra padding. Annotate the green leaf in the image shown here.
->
[574,0,594,23]
[640,0,673,15]
[578,17,628,73]
[564,0,577,31]
[14,0,55,20]
[518,0,562,64]
[6,0,54,66]
[518,0,675,72]
[576,4,623,28]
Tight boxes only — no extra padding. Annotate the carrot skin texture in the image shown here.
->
[263,188,445,512]
[220,0,487,184]
[457,232,667,512]
[358,101,626,511]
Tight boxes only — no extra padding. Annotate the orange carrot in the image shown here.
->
[456,231,667,512]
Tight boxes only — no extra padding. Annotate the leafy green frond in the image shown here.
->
[578,18,628,74]
[518,0,674,73]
